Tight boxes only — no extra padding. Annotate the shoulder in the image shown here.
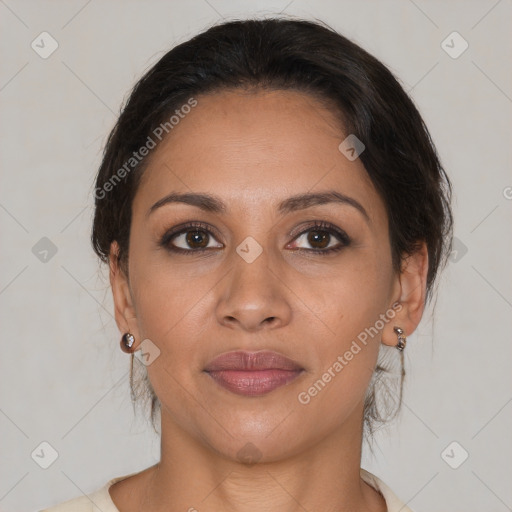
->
[360,468,415,512]
[39,472,140,512]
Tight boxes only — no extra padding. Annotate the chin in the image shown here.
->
[196,409,319,465]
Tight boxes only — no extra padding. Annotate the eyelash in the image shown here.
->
[159,220,351,256]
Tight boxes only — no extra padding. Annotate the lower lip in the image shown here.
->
[205,369,303,396]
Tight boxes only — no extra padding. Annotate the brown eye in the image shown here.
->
[160,222,223,254]
[305,230,331,249]
[160,220,350,256]
[293,229,340,251]
[184,230,209,249]
[288,221,351,255]
[169,228,222,251]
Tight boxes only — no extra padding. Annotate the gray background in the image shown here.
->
[1,1,511,511]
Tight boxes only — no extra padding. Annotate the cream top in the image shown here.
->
[40,468,414,512]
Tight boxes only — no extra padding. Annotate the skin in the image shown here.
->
[108,89,428,512]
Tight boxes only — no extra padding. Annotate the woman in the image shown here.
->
[42,16,453,512]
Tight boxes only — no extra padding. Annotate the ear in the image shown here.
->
[109,241,141,349]
[382,241,429,347]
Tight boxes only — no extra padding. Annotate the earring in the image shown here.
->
[393,326,407,351]
[121,332,136,353]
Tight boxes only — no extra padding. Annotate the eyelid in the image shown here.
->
[289,220,348,239]
[163,221,223,242]
[287,220,351,248]
[160,219,350,253]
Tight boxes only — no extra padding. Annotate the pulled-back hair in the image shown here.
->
[91,16,453,443]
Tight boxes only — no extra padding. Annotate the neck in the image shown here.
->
[136,402,386,512]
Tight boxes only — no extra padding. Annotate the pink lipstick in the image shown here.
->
[204,350,304,396]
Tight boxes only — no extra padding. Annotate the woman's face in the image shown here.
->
[112,89,405,462]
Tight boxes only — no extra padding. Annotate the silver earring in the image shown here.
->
[393,326,406,351]
[121,332,135,353]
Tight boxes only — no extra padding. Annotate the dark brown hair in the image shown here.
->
[91,16,453,442]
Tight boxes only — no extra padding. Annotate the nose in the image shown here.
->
[215,247,292,332]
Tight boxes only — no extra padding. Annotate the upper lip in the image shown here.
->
[204,350,303,372]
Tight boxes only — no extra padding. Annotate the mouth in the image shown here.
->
[203,350,304,397]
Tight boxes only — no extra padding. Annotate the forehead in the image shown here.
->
[132,89,385,224]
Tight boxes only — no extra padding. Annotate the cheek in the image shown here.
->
[293,242,393,339]
[128,255,218,396]
[129,240,210,327]
[127,226,394,439]
[131,230,393,369]
[295,251,393,409]
[295,299,385,433]
[128,266,213,432]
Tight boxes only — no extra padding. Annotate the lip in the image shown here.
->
[204,350,304,396]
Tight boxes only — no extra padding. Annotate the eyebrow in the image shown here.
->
[147,190,370,223]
